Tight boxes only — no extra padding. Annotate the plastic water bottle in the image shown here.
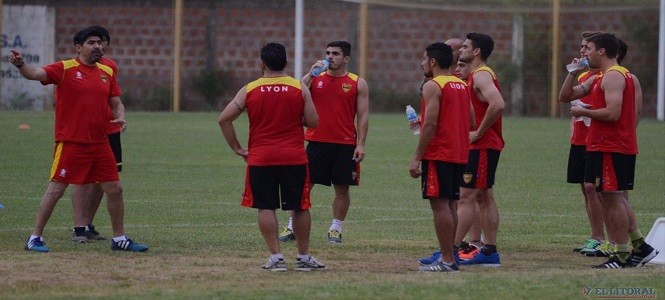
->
[570,100,592,126]
[406,105,420,135]
[566,58,589,73]
[311,59,330,76]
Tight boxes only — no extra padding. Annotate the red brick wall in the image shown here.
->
[42,0,659,115]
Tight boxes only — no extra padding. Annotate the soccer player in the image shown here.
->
[455,33,505,267]
[571,33,658,268]
[70,25,124,243]
[218,42,324,271]
[411,42,471,272]
[10,26,148,253]
[280,41,369,244]
[558,31,606,257]
[418,41,483,265]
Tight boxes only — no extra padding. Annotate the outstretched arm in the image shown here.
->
[9,50,47,82]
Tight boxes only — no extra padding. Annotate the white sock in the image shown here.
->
[30,235,40,241]
[297,254,310,261]
[329,219,343,232]
[113,235,127,242]
[287,217,293,231]
[270,253,284,261]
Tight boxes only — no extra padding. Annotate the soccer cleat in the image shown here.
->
[278,227,295,243]
[458,244,481,261]
[85,225,108,241]
[71,227,89,243]
[24,237,49,253]
[261,258,287,272]
[459,252,501,267]
[579,239,601,255]
[295,255,326,271]
[71,234,89,243]
[627,242,660,268]
[592,255,629,269]
[584,241,611,257]
[418,260,460,272]
[111,239,149,252]
[574,238,596,252]
[327,230,342,244]
[418,251,441,265]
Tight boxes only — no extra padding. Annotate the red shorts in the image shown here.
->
[49,142,119,184]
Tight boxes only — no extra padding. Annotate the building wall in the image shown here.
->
[2,0,659,115]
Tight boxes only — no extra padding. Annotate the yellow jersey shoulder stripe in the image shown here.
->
[432,74,467,87]
[96,62,115,77]
[473,66,497,80]
[246,76,301,93]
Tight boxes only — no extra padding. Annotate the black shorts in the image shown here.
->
[306,141,360,186]
[584,152,635,192]
[461,149,500,189]
[108,132,122,172]
[421,160,464,200]
[241,164,311,210]
[567,144,587,184]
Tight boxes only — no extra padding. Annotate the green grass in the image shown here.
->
[1,111,664,299]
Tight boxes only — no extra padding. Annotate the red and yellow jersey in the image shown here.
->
[305,72,359,145]
[245,76,308,166]
[468,66,504,151]
[587,66,637,154]
[42,58,121,143]
[421,75,471,163]
[99,57,123,135]
[570,70,600,145]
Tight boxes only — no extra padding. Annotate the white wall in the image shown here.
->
[1,5,55,110]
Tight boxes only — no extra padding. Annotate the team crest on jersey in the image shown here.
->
[463,172,473,184]
[317,81,324,89]
[59,168,67,178]
[342,83,352,93]
[76,71,83,79]
[100,75,108,83]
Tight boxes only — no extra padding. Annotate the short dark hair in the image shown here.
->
[73,26,106,46]
[587,33,619,59]
[87,25,111,45]
[260,42,287,71]
[426,42,453,70]
[617,39,628,65]
[327,41,351,57]
[581,31,602,40]
[466,32,494,61]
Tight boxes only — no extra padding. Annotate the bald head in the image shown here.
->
[445,38,464,73]
[445,38,464,48]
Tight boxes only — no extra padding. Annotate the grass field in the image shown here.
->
[1,111,664,299]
